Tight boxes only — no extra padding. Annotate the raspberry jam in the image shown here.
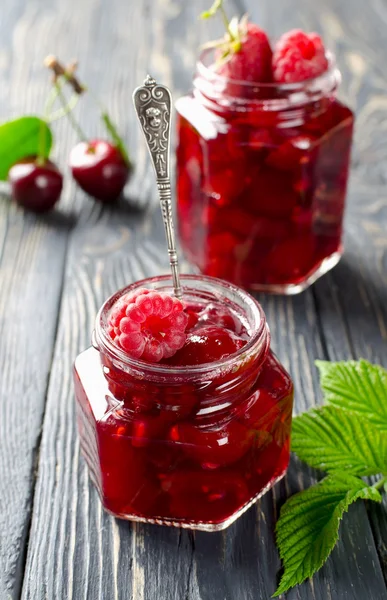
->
[176,50,354,294]
[74,275,293,530]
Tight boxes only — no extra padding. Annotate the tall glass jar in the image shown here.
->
[176,49,354,294]
[74,274,293,531]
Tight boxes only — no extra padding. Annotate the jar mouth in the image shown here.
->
[195,48,340,109]
[95,274,268,376]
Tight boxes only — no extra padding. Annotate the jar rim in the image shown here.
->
[196,48,338,91]
[94,274,268,376]
[194,49,341,113]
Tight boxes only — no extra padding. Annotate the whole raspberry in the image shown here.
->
[201,3,272,83]
[272,29,328,83]
[108,288,188,363]
[216,22,273,83]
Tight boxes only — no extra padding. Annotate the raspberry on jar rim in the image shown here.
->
[272,29,329,83]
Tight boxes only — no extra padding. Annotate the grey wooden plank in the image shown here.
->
[260,0,387,588]
[0,2,90,596]
[20,2,387,600]
[0,0,150,595]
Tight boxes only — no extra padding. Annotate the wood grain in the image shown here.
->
[0,0,386,598]
[0,3,84,595]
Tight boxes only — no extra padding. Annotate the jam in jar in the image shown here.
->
[74,275,293,531]
[176,49,354,294]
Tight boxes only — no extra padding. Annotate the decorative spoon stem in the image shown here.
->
[133,75,182,299]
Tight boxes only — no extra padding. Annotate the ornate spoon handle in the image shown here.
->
[133,75,182,298]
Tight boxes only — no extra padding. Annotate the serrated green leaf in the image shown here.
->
[316,359,387,431]
[274,473,382,597]
[292,405,387,476]
[0,116,52,180]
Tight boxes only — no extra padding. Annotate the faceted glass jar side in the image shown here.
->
[74,275,293,531]
[176,51,354,294]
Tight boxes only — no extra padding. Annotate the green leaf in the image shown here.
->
[316,359,387,432]
[292,405,387,476]
[0,116,52,180]
[274,473,382,597]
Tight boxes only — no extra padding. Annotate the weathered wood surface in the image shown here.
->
[0,0,386,598]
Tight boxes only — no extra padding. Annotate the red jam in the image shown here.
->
[74,275,293,530]
[176,50,354,293]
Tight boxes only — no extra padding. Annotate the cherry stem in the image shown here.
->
[55,81,88,142]
[44,55,130,162]
[36,123,47,167]
[36,76,67,166]
[101,111,130,165]
[48,93,80,122]
[86,86,130,164]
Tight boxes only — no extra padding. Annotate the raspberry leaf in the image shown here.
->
[316,359,387,432]
[292,405,387,476]
[0,116,52,180]
[274,474,382,597]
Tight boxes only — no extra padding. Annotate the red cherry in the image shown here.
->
[8,158,63,212]
[69,140,131,202]
[170,420,251,467]
[164,325,246,366]
[245,167,298,218]
[265,234,317,282]
[161,470,249,522]
[266,134,319,171]
[197,302,243,334]
[98,420,161,515]
[238,390,280,432]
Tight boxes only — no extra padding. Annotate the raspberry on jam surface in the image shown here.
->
[109,289,250,367]
[108,289,188,362]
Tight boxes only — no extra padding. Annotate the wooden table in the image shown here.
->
[1,0,387,598]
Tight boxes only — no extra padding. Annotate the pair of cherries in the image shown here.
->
[8,139,131,213]
[8,57,132,213]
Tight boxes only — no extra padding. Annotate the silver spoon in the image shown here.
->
[133,75,182,299]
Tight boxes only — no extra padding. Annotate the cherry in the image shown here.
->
[237,389,280,433]
[170,420,251,467]
[164,325,246,366]
[69,139,131,202]
[98,419,161,515]
[8,158,63,212]
[265,234,317,282]
[197,302,243,334]
[161,470,249,522]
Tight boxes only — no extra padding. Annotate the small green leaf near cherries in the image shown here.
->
[0,116,52,180]
[275,359,387,597]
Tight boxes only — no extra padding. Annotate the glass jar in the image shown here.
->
[176,50,354,294]
[74,274,293,531]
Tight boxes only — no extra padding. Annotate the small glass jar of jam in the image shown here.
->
[176,49,354,294]
[74,274,293,531]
